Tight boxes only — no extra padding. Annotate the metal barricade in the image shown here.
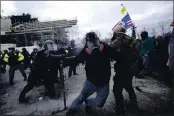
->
[59,63,85,79]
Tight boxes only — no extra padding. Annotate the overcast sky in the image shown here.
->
[1,1,173,39]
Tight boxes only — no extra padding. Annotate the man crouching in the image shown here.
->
[63,32,120,115]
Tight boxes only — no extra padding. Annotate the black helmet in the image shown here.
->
[4,50,8,53]
[85,32,99,42]
[8,47,15,51]
[22,48,27,51]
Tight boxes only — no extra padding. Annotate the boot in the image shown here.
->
[73,72,78,76]
[66,108,78,116]
[23,75,27,81]
[9,81,14,85]
[130,101,139,114]
[68,73,72,78]
[44,90,49,96]
[19,94,28,103]
[116,110,126,115]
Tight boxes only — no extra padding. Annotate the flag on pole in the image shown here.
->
[112,21,124,32]
[112,21,123,31]
[121,13,134,30]
[121,4,126,15]
[112,13,134,31]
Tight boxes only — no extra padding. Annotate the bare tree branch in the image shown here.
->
[158,21,165,36]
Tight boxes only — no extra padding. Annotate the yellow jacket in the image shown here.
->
[18,52,24,62]
[3,54,9,63]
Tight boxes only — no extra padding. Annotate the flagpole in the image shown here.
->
[121,4,136,39]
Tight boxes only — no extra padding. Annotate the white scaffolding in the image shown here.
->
[9,19,78,46]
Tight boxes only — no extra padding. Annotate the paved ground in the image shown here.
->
[0,65,173,115]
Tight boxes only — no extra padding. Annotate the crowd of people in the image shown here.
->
[0,21,173,115]
[0,42,79,87]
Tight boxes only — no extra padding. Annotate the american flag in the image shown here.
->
[112,13,134,31]
[112,21,123,31]
[121,13,134,30]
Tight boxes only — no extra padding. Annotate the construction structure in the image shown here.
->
[2,19,78,47]
[1,17,12,35]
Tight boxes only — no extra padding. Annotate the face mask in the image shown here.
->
[85,44,104,55]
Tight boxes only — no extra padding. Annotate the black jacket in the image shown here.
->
[64,43,119,87]
[32,50,64,75]
[8,52,18,66]
[22,51,30,62]
[114,47,139,80]
[30,51,37,61]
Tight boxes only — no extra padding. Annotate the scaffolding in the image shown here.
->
[9,19,78,46]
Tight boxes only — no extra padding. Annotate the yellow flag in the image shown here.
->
[121,5,126,15]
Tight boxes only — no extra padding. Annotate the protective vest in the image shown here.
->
[3,54,9,63]
[65,50,69,55]
[18,52,24,62]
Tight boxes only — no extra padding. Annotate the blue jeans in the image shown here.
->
[70,80,109,110]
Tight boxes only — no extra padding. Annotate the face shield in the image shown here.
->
[43,40,58,52]
[46,43,58,51]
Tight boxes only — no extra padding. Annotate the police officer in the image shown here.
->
[111,25,139,115]
[1,50,9,73]
[8,48,27,85]
[22,48,30,70]
[0,51,3,74]
[30,48,38,64]
[68,40,78,77]
[19,40,65,103]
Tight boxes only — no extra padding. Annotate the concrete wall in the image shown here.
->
[16,46,39,54]
[0,44,16,52]
[0,44,40,54]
